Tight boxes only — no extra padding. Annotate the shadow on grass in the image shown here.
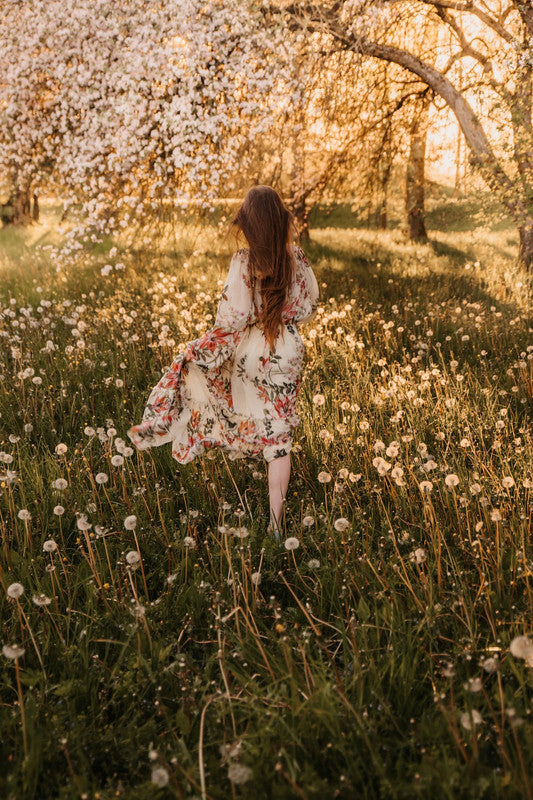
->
[306,235,523,322]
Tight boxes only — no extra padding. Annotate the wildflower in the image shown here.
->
[409,548,427,564]
[469,483,481,495]
[490,509,502,522]
[125,550,141,566]
[349,473,362,482]
[481,657,498,673]
[123,515,137,530]
[151,767,169,788]
[317,471,331,483]
[359,420,370,432]
[7,583,24,599]
[233,526,249,539]
[111,455,124,466]
[505,708,524,729]
[228,762,252,785]
[312,393,325,406]
[333,518,350,532]
[43,540,57,553]
[95,472,109,484]
[372,457,391,476]
[422,459,437,472]
[502,476,515,489]
[464,677,483,693]
[308,559,320,569]
[76,515,92,531]
[523,478,533,489]
[302,516,314,527]
[445,473,459,487]
[52,478,68,490]
[32,593,52,607]
[2,644,25,660]
[442,663,455,678]
[251,572,261,586]
[338,468,349,479]
[183,536,196,548]
[460,710,483,730]
[53,505,65,516]
[386,443,400,458]
[55,443,68,455]
[419,480,433,494]
[17,509,31,521]
[510,635,533,667]
[284,537,300,551]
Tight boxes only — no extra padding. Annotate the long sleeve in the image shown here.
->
[181,249,253,371]
[287,246,319,325]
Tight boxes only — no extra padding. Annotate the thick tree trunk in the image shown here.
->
[0,186,32,225]
[518,223,533,271]
[405,104,429,242]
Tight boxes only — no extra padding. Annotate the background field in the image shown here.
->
[0,193,532,799]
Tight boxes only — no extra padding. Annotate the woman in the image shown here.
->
[127,185,319,539]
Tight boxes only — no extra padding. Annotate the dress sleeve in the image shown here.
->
[291,247,319,325]
[181,249,252,371]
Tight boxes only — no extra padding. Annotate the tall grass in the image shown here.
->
[0,199,531,799]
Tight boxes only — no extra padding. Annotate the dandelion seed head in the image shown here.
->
[126,550,141,565]
[445,473,459,488]
[227,762,252,785]
[151,767,169,788]
[32,593,52,606]
[284,537,300,551]
[460,709,483,730]
[333,517,350,532]
[510,635,533,666]
[2,644,25,660]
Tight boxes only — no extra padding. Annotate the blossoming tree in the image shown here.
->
[0,0,294,248]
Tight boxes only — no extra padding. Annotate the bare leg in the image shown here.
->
[268,453,291,537]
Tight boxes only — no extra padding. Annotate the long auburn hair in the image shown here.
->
[230,185,297,351]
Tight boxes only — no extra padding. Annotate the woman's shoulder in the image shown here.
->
[291,243,310,268]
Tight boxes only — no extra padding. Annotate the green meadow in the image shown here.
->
[0,195,531,799]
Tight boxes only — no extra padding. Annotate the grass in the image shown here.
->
[0,195,532,799]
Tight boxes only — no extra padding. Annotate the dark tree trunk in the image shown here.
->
[518,223,533,270]
[0,187,32,226]
[405,102,429,242]
[378,201,387,230]
[32,193,40,222]
[291,196,310,241]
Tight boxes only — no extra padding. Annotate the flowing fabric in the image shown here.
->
[127,245,319,463]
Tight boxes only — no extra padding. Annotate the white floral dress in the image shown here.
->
[127,245,319,463]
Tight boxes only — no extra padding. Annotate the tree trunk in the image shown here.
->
[519,223,533,270]
[294,11,531,231]
[405,103,429,242]
[0,186,32,225]
[32,193,39,222]
[292,197,310,241]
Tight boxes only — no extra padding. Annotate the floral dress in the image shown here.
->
[127,245,319,463]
